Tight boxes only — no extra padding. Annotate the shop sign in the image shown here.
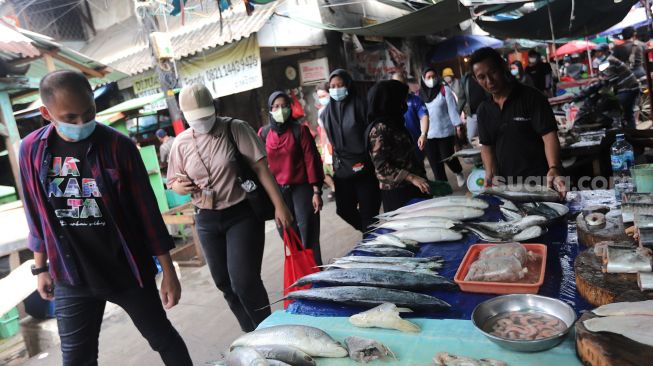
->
[299,57,330,85]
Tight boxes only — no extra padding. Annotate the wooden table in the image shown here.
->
[161,202,205,267]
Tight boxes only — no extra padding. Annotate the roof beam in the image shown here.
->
[35,46,107,78]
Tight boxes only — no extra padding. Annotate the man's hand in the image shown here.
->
[417,134,427,151]
[159,271,181,310]
[484,172,494,188]
[37,272,55,300]
[275,205,294,229]
[172,180,199,195]
[312,193,323,214]
[547,168,567,200]
[407,174,431,194]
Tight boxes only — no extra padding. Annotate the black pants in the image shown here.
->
[54,280,192,366]
[195,201,270,332]
[382,184,430,212]
[616,90,640,129]
[279,183,322,266]
[333,171,382,232]
[424,136,462,181]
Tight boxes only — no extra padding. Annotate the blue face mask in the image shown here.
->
[55,119,97,141]
[319,96,330,106]
[329,87,348,101]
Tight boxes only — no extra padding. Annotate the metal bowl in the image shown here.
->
[471,294,576,352]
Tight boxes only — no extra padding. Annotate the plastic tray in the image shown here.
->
[0,307,19,339]
[454,243,547,294]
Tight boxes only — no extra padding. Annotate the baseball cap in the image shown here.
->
[442,67,454,77]
[155,128,167,138]
[596,43,610,52]
[179,84,215,121]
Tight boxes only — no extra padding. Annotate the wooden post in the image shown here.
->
[0,91,23,202]
[43,54,55,72]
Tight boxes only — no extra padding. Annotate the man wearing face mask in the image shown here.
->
[315,82,336,201]
[259,91,325,265]
[593,43,640,129]
[167,84,293,331]
[19,70,192,365]
[321,69,382,233]
[525,49,553,97]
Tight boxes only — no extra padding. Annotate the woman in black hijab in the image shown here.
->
[367,80,431,212]
[259,91,325,264]
[321,69,381,232]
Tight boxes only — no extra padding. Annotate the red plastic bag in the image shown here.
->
[289,90,305,119]
[283,228,319,309]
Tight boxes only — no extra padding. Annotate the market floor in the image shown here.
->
[20,162,471,366]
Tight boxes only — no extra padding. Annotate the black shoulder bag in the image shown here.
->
[225,119,275,221]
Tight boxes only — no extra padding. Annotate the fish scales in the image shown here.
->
[290,268,456,291]
[230,325,348,358]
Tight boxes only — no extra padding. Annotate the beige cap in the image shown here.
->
[179,84,215,121]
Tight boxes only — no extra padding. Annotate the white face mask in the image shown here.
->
[189,115,216,134]
[424,78,435,88]
[444,76,453,83]
[528,57,537,64]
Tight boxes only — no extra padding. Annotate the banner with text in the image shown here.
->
[179,36,262,98]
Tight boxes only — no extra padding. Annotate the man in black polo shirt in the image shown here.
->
[470,47,566,196]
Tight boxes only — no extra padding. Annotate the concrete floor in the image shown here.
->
[20,160,471,366]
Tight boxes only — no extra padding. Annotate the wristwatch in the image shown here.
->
[31,264,49,276]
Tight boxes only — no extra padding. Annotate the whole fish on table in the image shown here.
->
[323,261,442,274]
[351,246,415,257]
[230,325,348,358]
[386,196,489,214]
[349,303,420,333]
[370,216,461,231]
[289,268,456,291]
[464,222,544,243]
[370,228,463,244]
[251,345,316,366]
[225,347,269,366]
[333,255,443,264]
[277,286,451,311]
[361,234,419,248]
[482,184,561,202]
[377,206,485,221]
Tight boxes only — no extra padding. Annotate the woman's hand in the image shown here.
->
[407,174,431,194]
[172,179,198,195]
[275,205,294,229]
[312,193,323,214]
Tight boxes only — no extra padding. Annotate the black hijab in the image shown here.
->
[367,80,409,129]
[267,90,294,134]
[419,67,442,103]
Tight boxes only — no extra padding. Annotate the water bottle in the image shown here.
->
[611,133,635,203]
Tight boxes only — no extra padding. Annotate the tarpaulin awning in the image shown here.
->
[430,34,503,62]
[477,0,639,40]
[555,40,596,57]
[95,88,180,124]
[599,6,652,36]
[278,0,470,37]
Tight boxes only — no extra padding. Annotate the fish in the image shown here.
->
[349,303,420,332]
[370,216,461,231]
[226,347,269,366]
[520,202,567,220]
[277,286,451,311]
[289,268,456,291]
[512,225,544,241]
[351,246,415,257]
[230,325,348,358]
[592,300,653,316]
[434,352,507,366]
[371,228,463,244]
[321,262,441,274]
[638,272,653,291]
[378,206,485,221]
[583,315,653,347]
[464,215,547,237]
[362,234,419,248]
[344,336,395,363]
[604,247,652,273]
[463,222,544,243]
[356,240,418,250]
[440,148,481,162]
[387,196,489,214]
[252,345,315,366]
[266,361,291,366]
[333,255,443,264]
[482,184,561,202]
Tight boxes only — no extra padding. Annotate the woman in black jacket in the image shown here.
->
[321,69,381,232]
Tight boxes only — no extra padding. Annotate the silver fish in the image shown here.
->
[387,196,489,214]
[371,216,461,231]
[352,246,415,257]
[379,206,485,221]
[357,240,417,249]
[349,303,420,333]
[483,184,561,202]
[512,225,544,241]
[278,286,451,312]
[226,347,268,366]
[289,268,456,291]
[230,325,348,358]
[605,247,653,273]
[364,233,418,247]
[321,262,441,274]
[252,345,315,366]
[464,223,544,243]
[333,255,443,264]
[434,352,507,366]
[345,336,395,363]
[372,228,463,244]
[440,148,481,162]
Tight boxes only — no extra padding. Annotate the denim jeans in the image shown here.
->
[54,280,192,366]
[195,201,270,332]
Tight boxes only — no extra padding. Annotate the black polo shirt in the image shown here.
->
[477,82,557,180]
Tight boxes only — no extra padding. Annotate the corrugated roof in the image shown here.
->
[82,2,276,76]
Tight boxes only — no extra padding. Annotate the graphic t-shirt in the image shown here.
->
[47,132,137,290]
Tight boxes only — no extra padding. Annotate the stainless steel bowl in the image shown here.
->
[471,294,576,352]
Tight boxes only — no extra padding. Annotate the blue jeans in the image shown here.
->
[54,280,192,366]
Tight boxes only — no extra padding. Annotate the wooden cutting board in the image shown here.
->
[576,214,633,248]
[574,249,650,306]
[576,310,653,366]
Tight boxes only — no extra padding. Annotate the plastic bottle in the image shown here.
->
[611,133,635,203]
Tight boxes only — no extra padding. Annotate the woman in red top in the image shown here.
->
[259,91,325,265]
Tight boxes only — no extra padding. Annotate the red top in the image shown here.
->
[259,124,324,186]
